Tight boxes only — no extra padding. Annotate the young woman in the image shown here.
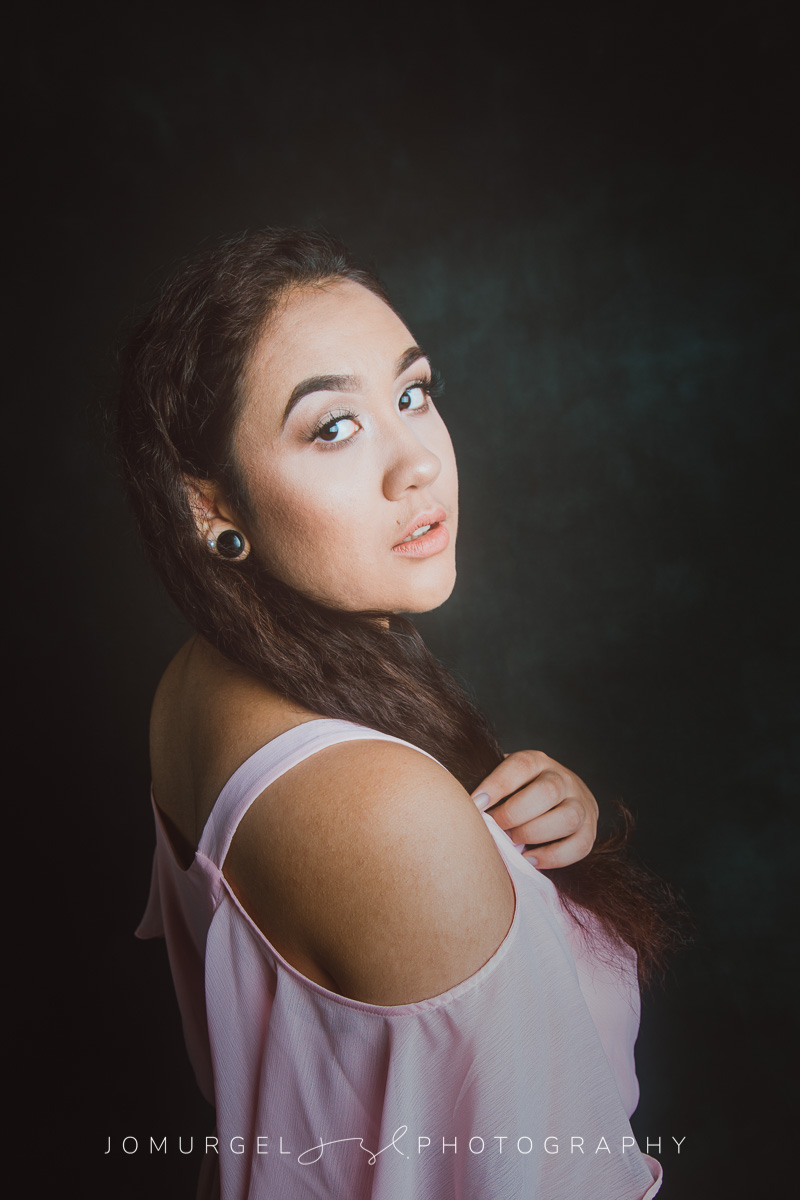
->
[118,229,677,1199]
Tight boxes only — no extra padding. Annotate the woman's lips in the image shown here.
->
[392,506,447,547]
[391,521,450,557]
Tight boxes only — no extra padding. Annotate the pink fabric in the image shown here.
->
[138,719,663,1199]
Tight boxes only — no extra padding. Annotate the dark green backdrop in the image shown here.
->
[19,1,796,1195]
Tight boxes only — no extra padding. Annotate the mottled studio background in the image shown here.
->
[18,0,796,1195]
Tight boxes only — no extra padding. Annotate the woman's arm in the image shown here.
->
[223,739,516,1006]
[471,751,599,868]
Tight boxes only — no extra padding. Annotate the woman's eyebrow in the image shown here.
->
[280,373,358,428]
[280,345,428,429]
[395,344,428,376]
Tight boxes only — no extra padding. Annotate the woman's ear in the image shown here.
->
[184,475,221,535]
[183,475,251,561]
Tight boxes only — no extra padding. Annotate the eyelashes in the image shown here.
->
[414,366,445,407]
[307,369,446,447]
[422,365,446,403]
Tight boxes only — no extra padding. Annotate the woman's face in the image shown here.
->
[228,279,458,613]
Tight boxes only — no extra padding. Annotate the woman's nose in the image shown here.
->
[382,425,442,501]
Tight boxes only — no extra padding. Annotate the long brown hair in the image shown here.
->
[116,228,687,986]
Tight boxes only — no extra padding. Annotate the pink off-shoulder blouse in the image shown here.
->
[137,718,663,1199]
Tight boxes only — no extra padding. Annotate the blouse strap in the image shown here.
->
[196,718,442,870]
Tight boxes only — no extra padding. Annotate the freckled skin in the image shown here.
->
[224,279,459,613]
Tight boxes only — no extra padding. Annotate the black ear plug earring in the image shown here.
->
[207,529,247,559]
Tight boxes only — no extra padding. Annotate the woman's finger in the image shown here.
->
[522,829,597,869]
[483,769,573,831]
[504,797,587,846]
[471,751,562,812]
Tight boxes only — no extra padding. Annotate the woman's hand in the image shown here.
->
[471,751,599,868]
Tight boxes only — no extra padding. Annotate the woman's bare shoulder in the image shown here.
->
[224,737,516,1006]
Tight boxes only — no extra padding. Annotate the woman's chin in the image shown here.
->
[394,568,458,615]
[300,560,458,616]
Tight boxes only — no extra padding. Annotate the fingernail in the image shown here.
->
[523,853,539,866]
[472,792,491,811]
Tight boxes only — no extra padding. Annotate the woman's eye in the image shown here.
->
[315,416,360,444]
[398,385,429,412]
